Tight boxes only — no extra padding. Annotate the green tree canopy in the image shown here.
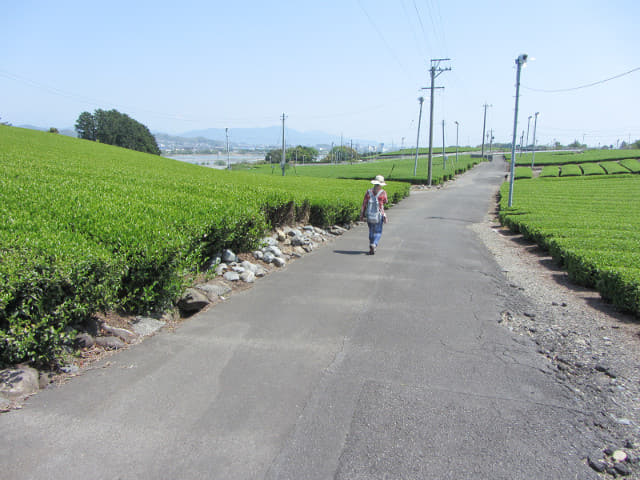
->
[75,111,97,141]
[265,145,319,164]
[75,109,160,155]
[568,139,586,149]
[324,146,359,163]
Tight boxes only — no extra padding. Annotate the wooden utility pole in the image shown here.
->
[422,58,451,185]
[225,128,230,170]
[481,103,492,160]
[414,97,424,176]
[281,113,286,176]
[442,119,446,169]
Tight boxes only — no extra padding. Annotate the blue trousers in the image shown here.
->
[368,220,383,247]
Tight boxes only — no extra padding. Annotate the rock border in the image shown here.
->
[472,194,640,478]
[0,223,351,411]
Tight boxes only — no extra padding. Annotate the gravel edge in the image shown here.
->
[471,190,640,477]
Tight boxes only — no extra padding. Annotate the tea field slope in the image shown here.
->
[235,153,484,185]
[0,125,410,366]
[499,175,640,316]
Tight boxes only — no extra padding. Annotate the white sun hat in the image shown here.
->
[370,175,386,186]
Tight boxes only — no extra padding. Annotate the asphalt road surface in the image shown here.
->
[1,160,598,479]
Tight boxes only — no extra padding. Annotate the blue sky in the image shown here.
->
[2,0,639,147]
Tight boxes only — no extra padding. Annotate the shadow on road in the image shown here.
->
[333,250,368,256]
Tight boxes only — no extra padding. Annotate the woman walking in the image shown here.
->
[360,175,388,255]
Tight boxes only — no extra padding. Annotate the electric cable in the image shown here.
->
[356,0,409,75]
[523,66,640,93]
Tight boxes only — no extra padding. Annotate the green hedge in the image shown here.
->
[580,163,605,176]
[499,175,640,316]
[539,166,560,177]
[234,154,483,186]
[601,161,632,174]
[514,166,532,179]
[559,164,582,176]
[516,149,640,166]
[620,158,640,173]
[1,125,412,367]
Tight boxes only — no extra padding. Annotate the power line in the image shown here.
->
[356,0,408,74]
[523,66,640,93]
[411,0,430,49]
[1,68,405,127]
[426,0,448,54]
[400,0,426,58]
[422,58,451,186]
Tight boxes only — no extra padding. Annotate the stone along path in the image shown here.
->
[1,160,603,479]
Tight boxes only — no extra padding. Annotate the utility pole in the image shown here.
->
[489,129,494,156]
[519,131,525,157]
[280,113,286,176]
[340,133,343,163]
[414,97,424,176]
[422,58,451,186]
[508,54,528,207]
[481,103,492,160]
[525,115,532,155]
[441,120,446,169]
[225,128,230,170]
[454,121,459,166]
[531,112,539,168]
[350,139,354,164]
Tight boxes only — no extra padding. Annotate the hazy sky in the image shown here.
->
[2,0,639,147]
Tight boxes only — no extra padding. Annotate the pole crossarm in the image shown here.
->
[508,54,528,207]
[423,58,451,186]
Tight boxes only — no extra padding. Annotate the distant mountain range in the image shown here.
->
[179,127,377,147]
[18,125,76,137]
[16,124,377,149]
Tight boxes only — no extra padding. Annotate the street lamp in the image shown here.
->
[531,112,539,168]
[225,127,230,170]
[525,115,532,155]
[508,53,528,208]
[414,97,424,176]
[454,121,459,166]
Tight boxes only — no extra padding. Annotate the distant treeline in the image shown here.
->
[75,109,160,155]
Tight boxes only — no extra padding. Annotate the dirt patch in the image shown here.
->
[472,192,640,476]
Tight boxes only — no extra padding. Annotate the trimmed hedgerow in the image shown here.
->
[539,166,560,177]
[601,161,632,174]
[514,166,533,179]
[559,164,582,176]
[1,125,411,366]
[620,158,640,173]
[580,163,606,176]
[499,175,640,316]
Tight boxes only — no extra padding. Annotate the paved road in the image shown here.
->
[1,160,598,479]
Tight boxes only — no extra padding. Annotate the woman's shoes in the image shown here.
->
[369,245,375,255]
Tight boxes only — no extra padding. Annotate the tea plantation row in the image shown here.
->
[513,149,640,167]
[499,175,640,316]
[514,158,640,179]
[234,153,484,185]
[0,126,410,366]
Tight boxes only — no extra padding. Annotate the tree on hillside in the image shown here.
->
[75,111,97,140]
[74,109,160,155]
[324,145,359,163]
[265,145,319,164]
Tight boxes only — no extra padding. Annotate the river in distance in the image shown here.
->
[165,153,265,169]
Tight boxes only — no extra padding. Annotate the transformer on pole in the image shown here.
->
[508,54,528,208]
